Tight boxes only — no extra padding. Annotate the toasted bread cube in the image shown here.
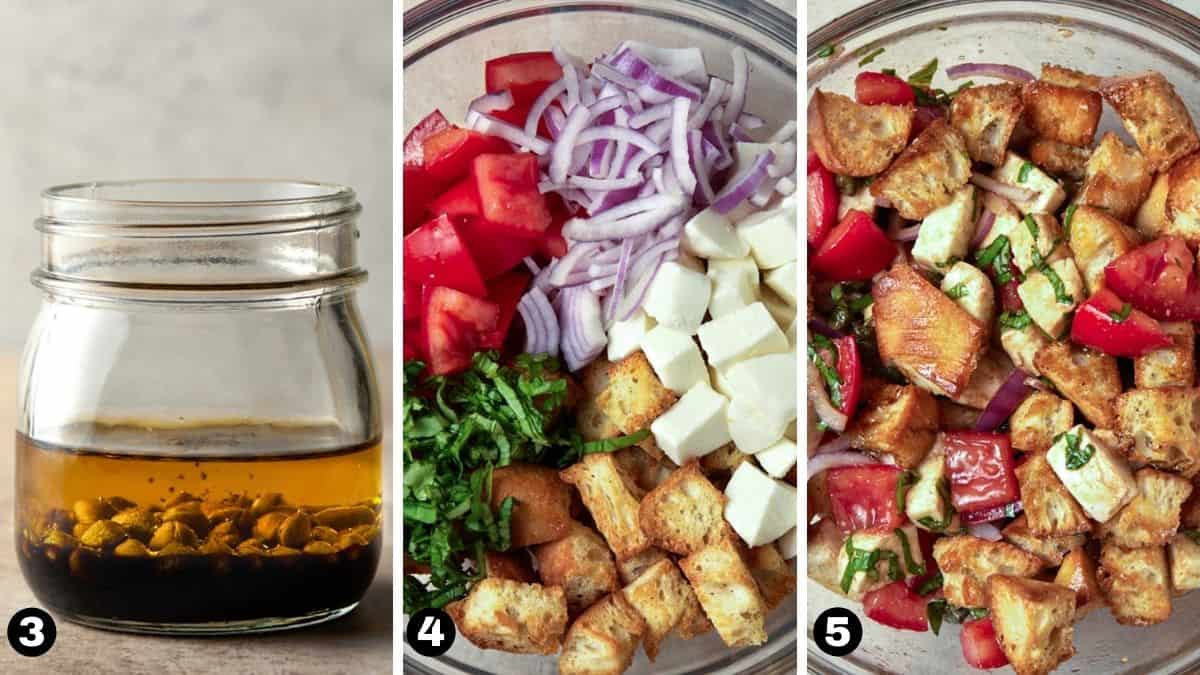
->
[1022,79,1102,147]
[535,522,619,615]
[837,184,877,220]
[1046,424,1139,523]
[1054,548,1106,619]
[933,535,1045,608]
[614,446,669,493]
[616,547,670,585]
[905,438,950,529]
[1017,258,1084,337]
[561,453,650,561]
[1099,543,1172,625]
[808,518,847,595]
[679,534,768,647]
[838,525,926,600]
[1034,341,1121,428]
[1116,387,1200,478]
[986,575,1077,675]
[446,578,569,655]
[1169,532,1200,594]
[949,83,1025,166]
[951,349,1014,410]
[1075,132,1155,223]
[1100,467,1193,548]
[1016,452,1091,537]
[483,551,536,583]
[845,382,939,469]
[1007,213,1066,273]
[1166,151,1200,246]
[808,90,914,177]
[1100,71,1200,173]
[1002,514,1086,566]
[1134,322,1195,388]
[1010,391,1075,454]
[1066,204,1140,295]
[747,543,797,611]
[698,442,751,477]
[1001,322,1053,377]
[912,184,978,269]
[871,119,973,220]
[992,152,1067,215]
[621,559,705,660]
[491,463,574,548]
[558,592,646,675]
[1041,63,1101,90]
[1027,137,1091,181]
[638,462,727,556]
[578,395,623,442]
[1137,171,1171,242]
[940,262,996,331]
[598,351,679,436]
[872,263,987,398]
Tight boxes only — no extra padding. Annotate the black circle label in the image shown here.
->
[813,607,863,657]
[7,608,56,657]
[406,608,456,657]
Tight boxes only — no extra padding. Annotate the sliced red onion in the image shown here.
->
[469,90,514,115]
[576,126,660,154]
[467,111,551,154]
[889,222,922,242]
[807,452,876,480]
[690,129,715,204]
[712,149,774,214]
[814,434,853,455]
[767,140,797,178]
[775,175,796,195]
[562,61,581,111]
[702,120,734,170]
[974,368,1033,431]
[966,522,1003,541]
[524,80,569,138]
[559,286,607,371]
[749,177,778,207]
[563,200,683,241]
[518,287,560,357]
[568,174,644,191]
[607,47,704,102]
[768,121,797,144]
[946,62,1035,83]
[723,47,750,127]
[549,105,592,183]
[970,172,1036,203]
[809,362,848,432]
[522,256,541,275]
[630,102,673,129]
[689,77,726,127]
[617,41,709,86]
[544,105,566,140]
[625,89,643,112]
[738,112,765,129]
[970,210,996,247]
[669,97,697,197]
[730,123,755,142]
[587,193,686,225]
[603,238,635,324]
[547,241,602,287]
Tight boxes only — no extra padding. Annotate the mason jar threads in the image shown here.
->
[16,180,382,634]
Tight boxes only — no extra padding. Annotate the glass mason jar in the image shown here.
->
[15,180,383,634]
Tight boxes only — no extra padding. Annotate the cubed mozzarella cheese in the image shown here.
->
[725,352,797,425]
[905,439,949,527]
[709,365,736,399]
[675,251,706,273]
[764,261,797,307]
[641,262,711,334]
[1007,213,1065,273]
[724,462,797,548]
[992,152,1067,215]
[777,527,798,560]
[999,323,1051,376]
[640,325,709,394]
[940,262,995,327]
[727,396,788,453]
[835,524,923,599]
[650,382,732,464]
[683,208,750,260]
[1017,258,1083,337]
[737,205,797,270]
[1046,424,1138,522]
[606,310,655,361]
[911,185,977,269]
[754,438,797,479]
[838,186,876,220]
[706,257,760,318]
[785,317,797,348]
[760,286,797,329]
[697,302,789,369]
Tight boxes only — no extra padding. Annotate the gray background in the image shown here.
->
[0,0,392,350]
[810,0,1195,28]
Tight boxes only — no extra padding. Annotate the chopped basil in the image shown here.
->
[1110,303,1132,323]
[907,59,938,88]
[849,295,874,312]
[1021,216,1073,304]
[830,284,845,303]
[896,471,917,514]
[927,600,990,636]
[809,335,844,409]
[858,47,886,66]
[1060,431,1095,470]
[918,571,944,596]
[816,43,836,58]
[975,235,1017,285]
[1024,214,1040,240]
[946,283,969,300]
[894,527,926,576]
[927,600,946,635]
[917,479,956,532]
[882,67,896,76]
[840,536,904,594]
[1017,160,1035,184]
[1062,203,1078,240]
[999,310,1033,331]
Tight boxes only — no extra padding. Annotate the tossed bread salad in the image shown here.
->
[807,56,1200,675]
[403,41,798,673]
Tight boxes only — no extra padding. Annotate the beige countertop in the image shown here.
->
[0,354,394,675]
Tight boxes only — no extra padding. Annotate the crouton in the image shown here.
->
[679,534,768,647]
[484,550,536,583]
[614,447,669,493]
[949,83,1025,165]
[578,395,623,442]
[621,559,705,660]
[844,382,939,469]
[1099,468,1193,548]
[992,152,1068,215]
[1099,543,1172,625]
[535,522,619,615]
[951,349,1014,410]
[1027,137,1091,181]
[933,535,1045,608]
[616,547,670,585]
[1022,79,1102,147]
[986,575,1076,675]
[808,471,831,519]
[699,443,751,477]
[837,525,926,600]
[1066,204,1140,295]
[1165,151,1200,246]
[1135,322,1196,388]
[638,462,727,556]
[872,263,987,398]
[1116,387,1200,478]
[446,578,569,655]
[491,464,574,548]
[1100,71,1200,173]
[1075,132,1155,223]
[1046,425,1139,523]
[1010,391,1075,455]
[1041,63,1101,90]
[808,90,914,177]
[1054,548,1106,619]
[1002,514,1086,566]
[1033,341,1121,428]
[558,592,646,675]
[808,518,846,595]
[871,119,973,219]
[1182,484,1200,530]
[598,351,678,440]
[1136,171,1171,240]
[1169,531,1200,594]
[1015,452,1091,537]
[1001,323,1053,377]
[747,543,796,611]
[561,453,650,560]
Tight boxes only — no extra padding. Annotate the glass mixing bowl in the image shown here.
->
[808,1,1200,673]
[404,0,796,673]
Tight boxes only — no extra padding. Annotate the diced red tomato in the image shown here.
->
[537,193,572,259]
[423,127,512,183]
[404,318,424,362]
[807,151,839,247]
[960,618,1009,670]
[457,218,538,281]
[403,214,487,297]
[422,286,500,376]
[863,581,929,632]
[480,269,531,350]
[404,109,451,167]
[485,52,564,104]
[961,501,1022,525]
[855,72,917,106]
[908,529,941,592]
[428,178,482,220]
[1071,287,1173,357]
[404,165,449,233]
[825,464,907,533]
[472,153,552,238]
[834,335,862,417]
[403,278,423,321]
[811,209,897,281]
[943,432,1020,517]
[1000,278,1023,312]
[1105,236,1200,321]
